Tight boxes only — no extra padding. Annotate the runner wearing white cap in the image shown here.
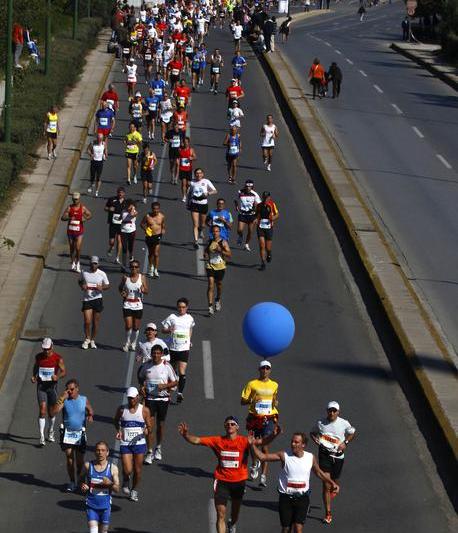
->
[310,401,356,524]
[113,386,152,502]
[78,256,110,350]
[241,360,279,487]
[135,323,170,364]
[31,338,66,446]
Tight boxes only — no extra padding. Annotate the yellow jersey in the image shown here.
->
[241,379,279,416]
[47,112,58,133]
[125,131,142,154]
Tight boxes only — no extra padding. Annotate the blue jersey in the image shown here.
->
[96,108,114,129]
[232,55,246,74]
[207,209,233,241]
[191,52,201,71]
[86,461,113,511]
[63,395,86,431]
[226,133,240,156]
[149,79,166,99]
[145,95,160,113]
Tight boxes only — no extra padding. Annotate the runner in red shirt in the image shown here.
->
[167,56,184,89]
[31,337,66,446]
[101,83,120,115]
[225,79,245,107]
[61,191,92,273]
[172,107,188,134]
[174,79,191,109]
[178,416,279,532]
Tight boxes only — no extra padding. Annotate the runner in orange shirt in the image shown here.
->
[308,58,325,100]
[172,106,188,134]
[178,416,279,533]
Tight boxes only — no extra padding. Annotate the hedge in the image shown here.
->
[0,17,105,203]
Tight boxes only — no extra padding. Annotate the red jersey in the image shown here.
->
[34,352,63,383]
[156,22,167,36]
[67,205,84,235]
[199,435,250,482]
[226,85,243,100]
[101,90,119,111]
[168,60,183,77]
[173,110,188,132]
[171,31,184,43]
[179,147,193,171]
[175,85,191,107]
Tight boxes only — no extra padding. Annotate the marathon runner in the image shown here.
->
[234,180,260,251]
[260,114,279,171]
[174,78,191,109]
[143,39,155,82]
[31,337,66,446]
[148,71,167,101]
[114,387,153,502]
[160,90,175,144]
[129,91,145,132]
[204,225,231,316]
[223,125,242,184]
[178,136,196,199]
[120,199,138,268]
[101,83,120,118]
[79,441,120,533]
[186,168,217,249]
[255,191,279,271]
[227,99,244,129]
[167,54,184,89]
[119,259,148,352]
[241,359,279,487]
[135,322,170,364]
[126,57,138,100]
[44,105,59,160]
[140,144,157,204]
[231,49,247,80]
[87,133,107,197]
[94,100,115,148]
[140,201,165,278]
[178,416,279,533]
[209,48,224,94]
[191,46,202,90]
[251,432,340,532]
[161,298,195,403]
[206,198,233,243]
[79,256,110,350]
[165,121,184,185]
[50,378,94,492]
[310,401,356,524]
[124,122,143,185]
[61,191,92,273]
[138,345,178,463]
[105,186,126,263]
[144,87,160,140]
[173,105,188,135]
[225,78,245,107]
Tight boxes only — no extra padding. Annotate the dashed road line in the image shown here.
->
[202,340,214,400]
[391,103,403,115]
[335,49,342,55]
[324,41,332,46]
[345,58,354,65]
[436,154,452,170]
[359,69,367,77]
[412,126,424,139]
[373,84,383,94]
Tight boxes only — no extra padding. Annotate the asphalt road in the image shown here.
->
[281,1,458,356]
[0,20,455,533]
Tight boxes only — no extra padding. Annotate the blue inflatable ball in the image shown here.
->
[243,302,295,357]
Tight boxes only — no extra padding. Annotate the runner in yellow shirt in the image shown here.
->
[240,359,279,487]
[44,105,60,160]
[124,121,143,185]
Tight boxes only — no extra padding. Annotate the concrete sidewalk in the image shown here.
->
[391,42,458,91]
[262,49,458,461]
[0,29,114,387]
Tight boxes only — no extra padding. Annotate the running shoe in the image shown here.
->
[267,164,271,172]
[52,149,57,159]
[153,269,160,279]
[76,262,81,273]
[47,153,52,160]
[237,236,243,246]
[47,430,55,443]
[90,340,97,349]
[323,514,332,524]
[133,175,138,184]
[208,305,214,316]
[71,262,76,271]
[107,249,113,257]
[193,241,199,250]
[266,253,272,263]
[39,436,46,447]
[95,191,99,197]
[87,186,93,194]
[122,485,130,495]
[144,451,153,465]
[259,474,267,487]
[176,392,184,403]
[215,300,222,312]
[260,262,266,271]
[143,197,147,204]
[81,339,90,350]
[249,460,260,480]
[154,446,162,461]
[66,482,77,493]
[148,267,155,277]
[122,342,130,352]
[227,521,237,533]
[130,342,137,351]
[244,243,251,252]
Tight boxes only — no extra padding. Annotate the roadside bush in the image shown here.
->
[0,144,25,199]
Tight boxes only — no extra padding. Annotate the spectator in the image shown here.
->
[402,17,409,41]
[12,22,24,69]
[279,16,293,42]
[263,14,275,53]
[308,57,325,99]
[304,0,311,12]
[327,62,342,98]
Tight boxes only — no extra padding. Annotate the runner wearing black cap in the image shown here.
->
[255,191,279,270]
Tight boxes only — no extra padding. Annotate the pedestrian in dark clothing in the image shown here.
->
[263,16,276,53]
[279,16,292,42]
[326,0,331,9]
[401,17,409,41]
[327,62,342,98]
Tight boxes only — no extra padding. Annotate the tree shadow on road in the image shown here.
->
[0,472,62,491]
[158,463,213,479]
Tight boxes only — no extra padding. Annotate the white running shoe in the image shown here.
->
[244,243,251,252]
[182,195,187,203]
[215,300,222,312]
[143,197,147,204]
[133,175,138,184]
[227,521,237,533]
[47,153,52,160]
[122,342,130,352]
[129,489,139,502]
[95,190,99,197]
[82,339,90,350]
[208,305,214,316]
[47,430,55,443]
[87,186,93,194]
[267,164,271,172]
[66,482,77,492]
[71,261,76,271]
[259,474,267,487]
[144,452,153,465]
[154,269,160,279]
[76,262,81,273]
[52,149,57,159]
[249,460,261,480]
[130,342,137,351]
[90,340,97,349]
[39,435,46,447]
[122,485,130,495]
[148,267,155,277]
[154,446,162,461]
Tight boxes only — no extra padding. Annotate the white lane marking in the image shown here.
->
[412,126,424,139]
[345,58,354,65]
[196,242,205,275]
[324,41,332,47]
[335,49,342,55]
[373,84,384,94]
[202,340,214,400]
[208,498,217,533]
[436,154,452,170]
[112,350,136,465]
[391,103,403,115]
[359,69,368,77]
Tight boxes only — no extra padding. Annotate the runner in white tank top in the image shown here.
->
[260,114,279,172]
[119,259,148,352]
[249,431,339,531]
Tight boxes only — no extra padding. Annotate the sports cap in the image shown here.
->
[127,387,139,398]
[41,337,53,349]
[224,415,239,427]
[145,323,157,331]
[327,401,340,411]
[90,256,99,264]
[259,360,271,369]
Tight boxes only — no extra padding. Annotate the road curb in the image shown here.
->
[0,33,114,390]
[391,42,458,92]
[261,48,458,460]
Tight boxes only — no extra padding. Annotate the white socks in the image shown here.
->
[49,416,56,432]
[133,330,140,344]
[38,417,45,438]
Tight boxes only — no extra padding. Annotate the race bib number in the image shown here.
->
[178,96,185,107]
[68,220,81,232]
[99,117,108,126]
[63,428,83,445]
[286,480,307,494]
[146,379,161,395]
[148,102,157,111]
[255,400,272,415]
[38,367,54,381]
[212,66,220,73]
[171,68,179,76]
[259,218,271,229]
[123,48,130,54]
[144,53,152,61]
[319,433,341,451]
[47,120,57,131]
[154,88,163,96]
[171,138,181,148]
[112,213,122,224]
[123,426,144,442]
[172,332,189,346]
[180,158,190,167]
[220,451,239,468]
[229,145,238,155]
[90,478,109,496]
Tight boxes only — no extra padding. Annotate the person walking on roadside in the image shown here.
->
[310,401,356,525]
[79,256,110,350]
[327,62,343,98]
[279,17,292,42]
[308,58,325,100]
[402,16,409,41]
[44,105,60,160]
[358,3,367,22]
[50,378,94,492]
[263,15,276,53]
[31,337,66,447]
[12,22,24,68]
[61,192,92,273]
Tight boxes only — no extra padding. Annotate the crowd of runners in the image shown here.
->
[33,1,357,532]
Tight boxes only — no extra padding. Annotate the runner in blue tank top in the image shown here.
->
[223,126,242,183]
[80,441,120,533]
